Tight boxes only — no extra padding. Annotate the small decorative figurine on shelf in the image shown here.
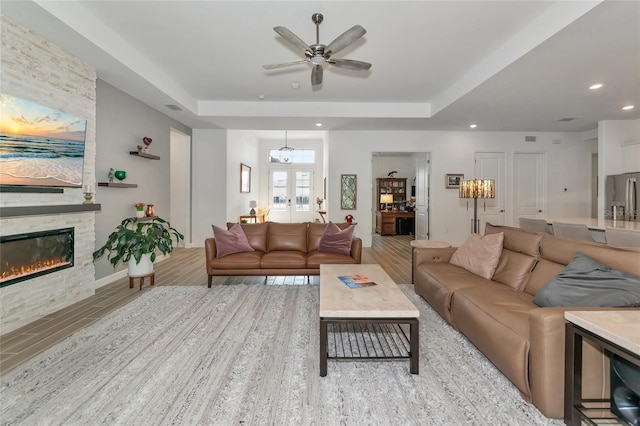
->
[114,170,127,181]
[137,144,143,152]
[345,214,354,223]
[142,136,152,153]
[387,170,398,178]
[108,168,115,183]
[316,196,323,211]
[145,204,155,217]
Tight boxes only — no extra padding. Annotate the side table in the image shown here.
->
[564,310,640,425]
[129,272,155,291]
[409,240,452,284]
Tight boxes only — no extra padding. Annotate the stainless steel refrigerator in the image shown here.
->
[605,172,640,221]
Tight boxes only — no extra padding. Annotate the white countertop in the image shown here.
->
[546,217,640,232]
[565,310,640,356]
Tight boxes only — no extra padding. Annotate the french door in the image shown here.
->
[269,168,315,223]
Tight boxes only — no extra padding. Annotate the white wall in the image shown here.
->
[192,129,227,245]
[328,130,593,246]
[93,80,191,280]
[226,131,260,220]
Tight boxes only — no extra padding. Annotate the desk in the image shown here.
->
[239,213,265,223]
[375,211,415,236]
[564,311,640,425]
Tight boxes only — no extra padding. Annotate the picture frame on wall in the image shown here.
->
[446,173,464,189]
[340,174,357,210]
[240,163,251,193]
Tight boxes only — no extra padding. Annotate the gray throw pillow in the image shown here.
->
[534,252,640,307]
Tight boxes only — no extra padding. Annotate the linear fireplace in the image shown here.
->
[0,227,74,287]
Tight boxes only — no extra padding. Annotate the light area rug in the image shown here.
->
[1,284,563,426]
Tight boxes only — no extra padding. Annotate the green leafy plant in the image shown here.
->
[93,217,184,266]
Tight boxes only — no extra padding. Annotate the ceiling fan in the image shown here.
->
[263,13,371,86]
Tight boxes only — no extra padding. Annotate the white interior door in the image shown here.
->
[269,168,314,223]
[474,152,506,232]
[415,155,429,240]
[513,153,545,223]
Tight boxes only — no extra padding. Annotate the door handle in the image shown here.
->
[538,210,543,213]
[499,209,505,213]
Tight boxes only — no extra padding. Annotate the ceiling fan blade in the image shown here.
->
[328,58,372,71]
[325,25,366,55]
[311,65,323,86]
[263,59,308,70]
[273,26,312,55]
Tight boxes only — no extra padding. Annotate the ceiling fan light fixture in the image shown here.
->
[310,56,326,65]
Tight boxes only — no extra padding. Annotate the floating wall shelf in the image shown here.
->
[129,151,160,160]
[0,203,101,217]
[98,182,137,188]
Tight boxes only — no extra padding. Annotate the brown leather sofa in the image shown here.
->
[205,222,362,287]
[413,223,640,418]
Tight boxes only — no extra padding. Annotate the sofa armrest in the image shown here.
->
[350,238,362,263]
[205,238,217,273]
[412,247,457,278]
[528,306,627,418]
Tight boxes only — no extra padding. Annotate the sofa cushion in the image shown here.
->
[212,223,255,258]
[318,222,355,256]
[227,222,268,252]
[492,250,539,291]
[208,251,263,269]
[486,223,542,257]
[261,251,307,269]
[267,222,308,252]
[533,252,640,307]
[307,250,358,268]
[450,232,504,279]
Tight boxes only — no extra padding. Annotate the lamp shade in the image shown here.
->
[459,179,495,199]
[249,200,257,208]
[380,194,394,204]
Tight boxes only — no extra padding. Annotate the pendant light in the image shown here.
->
[279,130,294,163]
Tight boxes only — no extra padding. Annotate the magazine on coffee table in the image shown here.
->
[338,274,378,289]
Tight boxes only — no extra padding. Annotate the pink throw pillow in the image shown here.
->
[212,223,255,258]
[318,222,355,256]
[449,232,504,279]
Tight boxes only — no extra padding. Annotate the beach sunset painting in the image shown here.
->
[0,93,87,187]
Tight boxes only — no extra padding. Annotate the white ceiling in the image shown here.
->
[2,1,639,132]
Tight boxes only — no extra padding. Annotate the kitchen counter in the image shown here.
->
[545,217,640,232]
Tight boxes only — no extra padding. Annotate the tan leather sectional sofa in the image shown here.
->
[205,222,362,287]
[413,223,640,418]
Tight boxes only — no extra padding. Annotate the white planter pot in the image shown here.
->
[127,253,153,277]
[135,210,145,218]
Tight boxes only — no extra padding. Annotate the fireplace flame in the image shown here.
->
[1,257,70,283]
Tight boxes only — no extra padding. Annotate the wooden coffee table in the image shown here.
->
[319,264,420,376]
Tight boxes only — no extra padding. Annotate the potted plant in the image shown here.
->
[134,202,145,218]
[93,217,184,276]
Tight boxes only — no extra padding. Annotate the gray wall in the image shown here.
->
[94,79,191,280]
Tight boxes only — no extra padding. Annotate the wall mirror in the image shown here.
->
[341,174,357,210]
[240,163,251,193]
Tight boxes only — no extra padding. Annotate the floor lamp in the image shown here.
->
[459,179,495,234]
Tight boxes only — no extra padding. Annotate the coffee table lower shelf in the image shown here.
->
[319,317,419,376]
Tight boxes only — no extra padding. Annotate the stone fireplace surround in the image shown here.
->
[0,15,98,334]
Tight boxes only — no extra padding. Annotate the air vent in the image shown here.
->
[525,136,537,142]
[556,117,577,122]
[164,104,183,111]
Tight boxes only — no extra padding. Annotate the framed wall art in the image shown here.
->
[446,173,464,189]
[340,174,357,210]
[240,163,251,193]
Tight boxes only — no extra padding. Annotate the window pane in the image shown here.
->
[295,171,310,212]
[272,171,288,210]
[268,149,315,164]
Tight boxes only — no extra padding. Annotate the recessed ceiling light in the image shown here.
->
[315,122,323,127]
[291,82,300,89]
[589,83,603,90]
[622,105,635,110]
[469,124,477,129]
[258,95,265,100]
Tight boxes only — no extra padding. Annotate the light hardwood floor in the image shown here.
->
[0,234,413,375]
